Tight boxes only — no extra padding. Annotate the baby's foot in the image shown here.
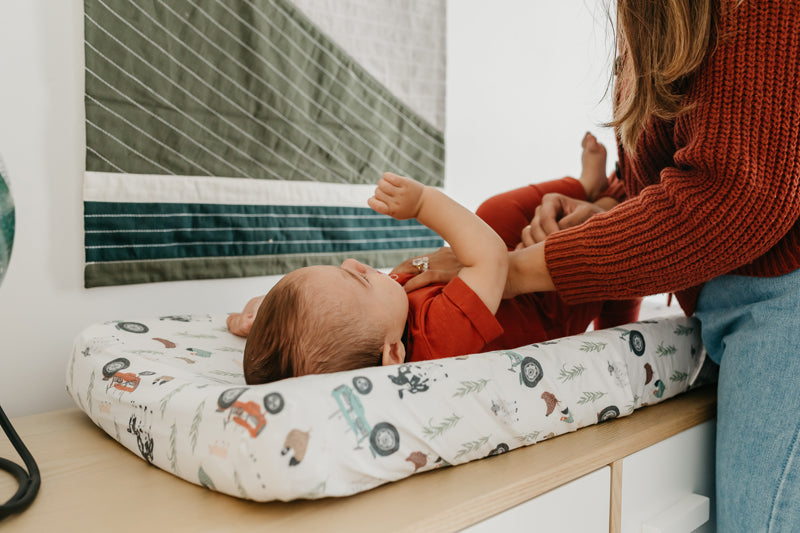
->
[579,132,608,201]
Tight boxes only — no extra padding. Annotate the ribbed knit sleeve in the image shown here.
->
[545,0,800,315]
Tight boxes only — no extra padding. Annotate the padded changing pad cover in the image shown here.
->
[67,314,705,502]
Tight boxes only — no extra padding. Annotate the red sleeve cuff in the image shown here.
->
[441,277,504,345]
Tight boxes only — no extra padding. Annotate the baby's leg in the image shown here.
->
[227,295,265,337]
[475,170,640,332]
[475,177,586,249]
[476,133,608,247]
[580,132,608,200]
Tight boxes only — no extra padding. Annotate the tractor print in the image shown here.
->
[332,378,400,457]
[387,365,429,397]
[101,357,153,393]
[217,387,284,438]
[186,347,212,358]
[127,414,154,464]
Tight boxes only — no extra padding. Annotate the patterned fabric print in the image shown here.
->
[67,314,707,502]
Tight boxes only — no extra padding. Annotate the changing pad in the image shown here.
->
[66,313,705,501]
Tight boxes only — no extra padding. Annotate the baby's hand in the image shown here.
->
[226,296,264,337]
[368,172,425,220]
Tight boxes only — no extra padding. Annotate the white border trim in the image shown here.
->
[84,171,378,207]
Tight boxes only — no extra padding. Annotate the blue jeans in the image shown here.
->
[696,270,800,532]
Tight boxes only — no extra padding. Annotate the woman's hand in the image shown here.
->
[391,246,463,292]
[517,193,614,249]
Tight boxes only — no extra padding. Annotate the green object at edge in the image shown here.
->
[0,164,15,287]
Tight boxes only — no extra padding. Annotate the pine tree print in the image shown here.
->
[234,470,249,499]
[453,379,490,397]
[190,400,205,453]
[670,370,689,382]
[159,383,189,418]
[558,363,585,382]
[580,341,607,353]
[86,370,96,415]
[516,431,541,443]
[578,391,608,405]
[455,436,490,460]
[168,422,179,474]
[422,414,461,439]
[656,343,677,357]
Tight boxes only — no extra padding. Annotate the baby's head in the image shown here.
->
[243,259,409,384]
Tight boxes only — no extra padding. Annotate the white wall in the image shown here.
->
[0,0,616,417]
[445,1,616,210]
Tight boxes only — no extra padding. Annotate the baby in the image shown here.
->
[231,133,638,384]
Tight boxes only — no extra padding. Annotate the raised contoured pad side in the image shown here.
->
[66,314,705,501]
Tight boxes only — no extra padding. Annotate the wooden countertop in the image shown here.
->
[0,385,716,533]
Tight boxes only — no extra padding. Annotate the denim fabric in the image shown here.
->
[696,270,800,532]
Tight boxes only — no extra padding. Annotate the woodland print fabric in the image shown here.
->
[67,314,706,501]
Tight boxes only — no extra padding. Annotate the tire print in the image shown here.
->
[628,330,645,356]
[116,321,149,334]
[503,351,544,388]
[597,405,620,423]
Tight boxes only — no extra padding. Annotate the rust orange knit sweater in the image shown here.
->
[545,0,800,316]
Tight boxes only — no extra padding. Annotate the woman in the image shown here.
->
[398,1,800,529]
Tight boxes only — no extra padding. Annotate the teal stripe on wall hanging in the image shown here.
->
[84,201,442,262]
[83,0,446,287]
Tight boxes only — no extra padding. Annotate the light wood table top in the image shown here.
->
[0,385,716,533]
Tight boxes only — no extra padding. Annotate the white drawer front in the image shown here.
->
[621,421,716,533]
[463,466,610,533]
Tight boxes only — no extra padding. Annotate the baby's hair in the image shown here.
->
[243,273,303,384]
[243,268,387,384]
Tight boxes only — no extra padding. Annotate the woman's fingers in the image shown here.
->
[524,194,601,245]
[559,203,601,229]
[520,224,536,248]
[390,247,462,290]
[401,269,453,292]
[533,195,567,237]
[391,255,422,276]
[391,247,458,274]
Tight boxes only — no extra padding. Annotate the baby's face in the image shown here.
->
[299,259,409,340]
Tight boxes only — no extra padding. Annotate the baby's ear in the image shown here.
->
[381,341,405,366]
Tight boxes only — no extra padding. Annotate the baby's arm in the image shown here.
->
[369,172,507,314]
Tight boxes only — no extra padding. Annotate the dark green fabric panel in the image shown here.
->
[84,200,426,222]
[84,200,443,263]
[84,0,444,186]
[85,248,440,288]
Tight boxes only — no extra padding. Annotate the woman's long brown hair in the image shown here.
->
[610,0,718,154]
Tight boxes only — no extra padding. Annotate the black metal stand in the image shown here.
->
[0,404,40,520]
